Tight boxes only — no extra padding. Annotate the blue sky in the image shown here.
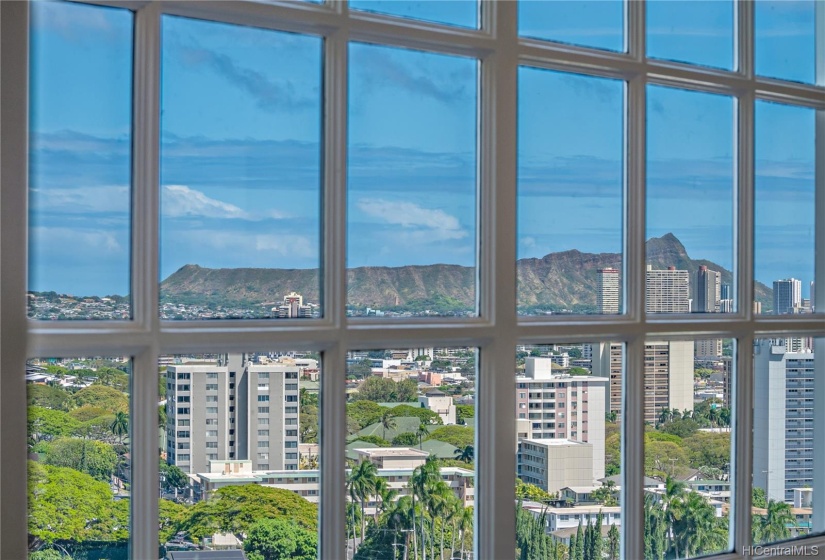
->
[29,0,817,298]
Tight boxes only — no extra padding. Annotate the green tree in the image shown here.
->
[417,422,430,449]
[110,411,128,444]
[28,406,80,444]
[427,425,475,448]
[387,404,442,425]
[27,384,70,410]
[392,431,419,446]
[454,445,474,463]
[353,377,419,402]
[567,367,589,376]
[606,524,620,560]
[69,385,128,414]
[456,404,475,425]
[29,549,64,560]
[380,410,397,440]
[43,437,118,481]
[347,401,385,431]
[348,460,379,547]
[682,431,731,471]
[752,486,768,509]
[179,485,317,542]
[754,499,795,543]
[160,461,188,490]
[244,517,318,560]
[515,478,554,503]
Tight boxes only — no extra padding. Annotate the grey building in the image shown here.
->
[166,354,307,475]
[753,341,814,503]
[773,278,802,315]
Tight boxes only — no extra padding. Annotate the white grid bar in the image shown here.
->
[6,1,825,559]
[0,2,30,557]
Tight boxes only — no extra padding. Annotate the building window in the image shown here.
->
[205,384,218,391]
[11,2,825,560]
[257,395,269,402]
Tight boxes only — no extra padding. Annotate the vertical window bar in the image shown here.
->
[812,0,825,535]
[624,0,646,552]
[0,2,30,557]
[320,6,348,558]
[732,336,753,551]
[478,0,517,558]
[131,4,161,558]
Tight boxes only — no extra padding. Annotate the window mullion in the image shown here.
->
[477,1,518,559]
[130,3,162,558]
[320,4,349,557]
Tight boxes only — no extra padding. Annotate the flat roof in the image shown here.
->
[355,447,430,457]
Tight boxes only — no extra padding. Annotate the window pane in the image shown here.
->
[518,68,624,316]
[647,0,734,70]
[755,1,817,84]
[345,348,476,559]
[160,17,322,320]
[27,357,132,557]
[516,344,622,560]
[755,101,815,315]
[752,338,817,545]
[161,352,320,554]
[28,2,133,320]
[646,86,734,314]
[349,1,478,29]
[642,338,733,559]
[348,44,477,317]
[519,0,624,53]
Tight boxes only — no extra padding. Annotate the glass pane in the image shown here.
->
[517,344,622,560]
[752,338,817,545]
[643,338,734,559]
[348,44,477,317]
[646,86,734,314]
[519,0,624,53]
[518,68,624,316]
[161,351,321,555]
[349,0,477,29]
[756,1,817,84]
[345,348,476,559]
[647,0,734,70]
[27,357,131,557]
[28,2,133,320]
[160,17,322,320]
[755,101,815,315]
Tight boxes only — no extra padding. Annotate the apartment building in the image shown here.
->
[166,354,307,475]
[515,357,607,482]
[753,341,814,503]
[597,267,620,314]
[773,278,802,315]
[646,265,690,313]
[518,438,596,494]
[696,266,721,313]
[592,340,693,424]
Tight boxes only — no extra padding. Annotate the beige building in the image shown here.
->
[418,389,456,424]
[646,265,690,313]
[518,438,595,495]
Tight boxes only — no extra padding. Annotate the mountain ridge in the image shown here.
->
[159,233,773,312]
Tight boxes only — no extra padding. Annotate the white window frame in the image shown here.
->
[1,1,824,559]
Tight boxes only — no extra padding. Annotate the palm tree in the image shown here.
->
[672,491,718,557]
[381,410,397,440]
[410,456,441,560]
[417,423,430,449]
[756,499,795,543]
[347,460,378,548]
[453,445,474,464]
[660,477,687,558]
[658,406,672,426]
[458,505,473,560]
[110,411,128,444]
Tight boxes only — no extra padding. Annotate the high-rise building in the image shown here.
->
[753,341,814,503]
[592,340,694,424]
[773,278,802,315]
[695,338,722,359]
[597,268,620,314]
[275,292,313,318]
[166,354,308,474]
[721,283,732,301]
[696,266,721,313]
[646,265,690,313]
[515,357,607,481]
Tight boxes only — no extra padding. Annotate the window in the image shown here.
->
[205,418,218,426]
[285,441,298,449]
[205,430,218,437]
[257,395,269,402]
[205,383,218,391]
[258,417,270,425]
[176,430,189,438]
[257,383,268,390]
[285,383,298,391]
[285,371,298,379]
[205,442,218,449]
[11,2,825,560]
[205,395,218,403]
[205,407,218,414]
[257,429,269,437]
[258,441,269,448]
[177,419,189,427]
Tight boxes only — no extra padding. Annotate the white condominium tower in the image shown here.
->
[646,265,690,313]
[166,354,309,475]
[753,340,814,503]
[773,278,802,315]
[597,268,620,314]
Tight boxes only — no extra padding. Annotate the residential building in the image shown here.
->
[418,389,456,424]
[515,357,607,481]
[275,291,313,318]
[597,267,620,314]
[166,354,305,475]
[696,266,721,313]
[695,338,723,359]
[646,265,690,313]
[592,340,693,424]
[773,278,802,315]
[753,341,814,503]
[518,438,595,495]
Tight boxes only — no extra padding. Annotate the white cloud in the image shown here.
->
[31,226,123,254]
[31,186,129,214]
[357,198,467,241]
[163,185,249,219]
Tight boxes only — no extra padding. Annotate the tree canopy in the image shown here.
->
[69,385,128,414]
[427,425,475,449]
[42,437,118,481]
[351,377,419,403]
[244,517,318,560]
